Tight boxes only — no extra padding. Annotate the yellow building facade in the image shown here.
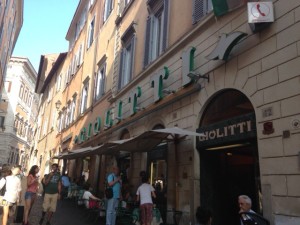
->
[35,1,300,224]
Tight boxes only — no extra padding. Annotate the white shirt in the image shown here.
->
[136,183,155,205]
[82,191,92,208]
[0,175,21,203]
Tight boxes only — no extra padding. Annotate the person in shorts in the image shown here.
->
[39,164,61,225]
[23,165,40,225]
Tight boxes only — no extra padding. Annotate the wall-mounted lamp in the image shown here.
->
[162,89,175,95]
[187,72,209,83]
[55,100,62,110]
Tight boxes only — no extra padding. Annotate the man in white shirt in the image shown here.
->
[136,175,156,225]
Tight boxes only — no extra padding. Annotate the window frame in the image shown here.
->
[87,16,95,48]
[143,0,169,67]
[192,0,213,24]
[103,0,113,22]
[94,63,106,101]
[118,24,136,90]
[80,80,89,114]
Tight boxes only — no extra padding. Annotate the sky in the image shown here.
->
[13,0,80,73]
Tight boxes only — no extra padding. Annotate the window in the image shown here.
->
[56,74,62,92]
[57,114,63,132]
[118,24,136,89]
[77,43,84,66]
[19,84,24,98]
[65,102,71,127]
[70,95,77,122]
[42,119,48,136]
[144,0,169,67]
[192,0,213,24]
[103,0,113,22]
[95,63,106,101]
[80,81,89,114]
[5,81,12,93]
[47,88,52,103]
[87,16,95,48]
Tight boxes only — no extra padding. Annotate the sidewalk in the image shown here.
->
[8,196,105,225]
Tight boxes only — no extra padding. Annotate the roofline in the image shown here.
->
[40,52,67,93]
[10,56,37,78]
[35,55,45,93]
[66,0,82,40]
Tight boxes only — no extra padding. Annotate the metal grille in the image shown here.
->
[193,0,205,24]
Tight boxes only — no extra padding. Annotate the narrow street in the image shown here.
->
[8,196,104,225]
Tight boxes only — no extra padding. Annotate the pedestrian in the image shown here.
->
[61,172,70,199]
[39,163,61,225]
[238,195,255,225]
[195,206,212,225]
[0,165,22,225]
[41,173,49,198]
[23,165,40,225]
[106,166,122,225]
[136,175,156,225]
[82,184,101,209]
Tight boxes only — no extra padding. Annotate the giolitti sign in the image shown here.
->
[196,113,256,149]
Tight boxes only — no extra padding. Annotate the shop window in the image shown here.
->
[192,0,213,24]
[144,0,169,67]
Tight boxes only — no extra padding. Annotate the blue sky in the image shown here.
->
[13,0,79,72]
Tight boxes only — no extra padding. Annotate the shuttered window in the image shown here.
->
[192,0,213,24]
[104,0,113,22]
[118,35,136,90]
[143,0,169,68]
[95,63,106,100]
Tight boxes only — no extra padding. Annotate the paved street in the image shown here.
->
[7,196,105,225]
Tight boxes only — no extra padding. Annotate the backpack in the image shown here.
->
[0,177,6,196]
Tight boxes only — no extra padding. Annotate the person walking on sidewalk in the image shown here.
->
[106,166,121,225]
[23,165,40,225]
[0,165,22,225]
[39,164,61,225]
[136,175,156,225]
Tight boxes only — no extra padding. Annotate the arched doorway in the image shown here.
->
[196,90,261,225]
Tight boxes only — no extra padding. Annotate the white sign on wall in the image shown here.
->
[248,2,274,23]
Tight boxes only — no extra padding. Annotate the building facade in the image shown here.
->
[0,57,39,169]
[35,0,300,224]
[0,0,23,97]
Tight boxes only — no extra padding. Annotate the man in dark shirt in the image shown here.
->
[39,164,61,225]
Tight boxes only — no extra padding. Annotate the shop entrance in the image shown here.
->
[147,143,168,223]
[197,90,261,225]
